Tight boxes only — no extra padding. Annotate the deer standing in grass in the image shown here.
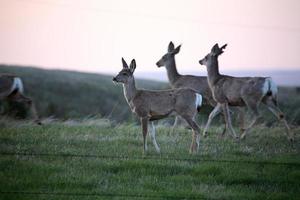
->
[0,74,41,124]
[156,42,245,137]
[113,58,202,153]
[198,43,293,141]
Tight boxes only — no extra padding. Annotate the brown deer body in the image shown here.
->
[113,58,202,153]
[0,73,41,124]
[199,44,293,141]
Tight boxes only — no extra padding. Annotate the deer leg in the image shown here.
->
[182,116,201,153]
[141,117,148,154]
[237,107,245,132]
[29,101,42,125]
[149,122,160,153]
[222,103,238,139]
[8,92,41,125]
[265,102,293,141]
[23,96,42,125]
[240,103,260,140]
[240,116,258,140]
[203,103,222,137]
[219,114,227,138]
[169,116,179,135]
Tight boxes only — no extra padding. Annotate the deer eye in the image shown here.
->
[122,72,127,75]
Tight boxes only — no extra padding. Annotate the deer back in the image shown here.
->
[173,75,215,106]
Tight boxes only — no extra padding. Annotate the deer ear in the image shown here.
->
[211,43,219,51]
[130,59,136,73]
[122,57,129,69]
[218,44,227,56]
[211,43,220,56]
[220,44,227,50]
[168,41,175,52]
[172,44,181,54]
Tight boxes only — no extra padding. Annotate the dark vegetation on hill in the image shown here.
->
[1,65,300,125]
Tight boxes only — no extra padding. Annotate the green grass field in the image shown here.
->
[0,120,299,200]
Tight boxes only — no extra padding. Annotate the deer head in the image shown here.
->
[113,58,136,84]
[199,43,227,66]
[156,41,181,67]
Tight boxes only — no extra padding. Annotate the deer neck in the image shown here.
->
[165,58,181,85]
[123,77,137,103]
[207,58,222,86]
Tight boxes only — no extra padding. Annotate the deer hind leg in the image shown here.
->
[181,115,200,154]
[237,107,246,132]
[28,101,41,125]
[8,92,41,125]
[22,96,41,125]
[264,101,293,141]
[149,122,160,153]
[141,117,149,154]
[169,116,179,135]
[222,103,238,140]
[203,103,222,137]
[240,102,260,140]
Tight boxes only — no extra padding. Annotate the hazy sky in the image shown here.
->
[1,0,300,75]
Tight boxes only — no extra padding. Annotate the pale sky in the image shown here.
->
[0,0,300,75]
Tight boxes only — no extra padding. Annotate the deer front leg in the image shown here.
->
[240,103,260,140]
[203,103,222,137]
[149,122,160,153]
[240,115,259,140]
[222,103,239,140]
[169,116,179,135]
[141,117,149,154]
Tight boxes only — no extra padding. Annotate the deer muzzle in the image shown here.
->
[156,61,162,67]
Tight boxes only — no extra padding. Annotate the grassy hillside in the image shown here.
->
[1,65,300,125]
[0,122,299,199]
[0,65,167,122]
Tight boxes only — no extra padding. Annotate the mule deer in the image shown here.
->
[198,43,293,141]
[113,58,202,153]
[156,41,245,137]
[0,74,41,124]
